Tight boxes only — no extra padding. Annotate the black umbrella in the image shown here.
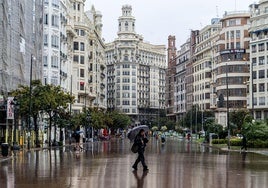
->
[127,125,149,141]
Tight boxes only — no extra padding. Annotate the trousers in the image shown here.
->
[133,150,147,168]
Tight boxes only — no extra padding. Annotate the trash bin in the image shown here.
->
[1,143,9,157]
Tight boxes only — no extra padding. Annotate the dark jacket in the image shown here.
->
[134,134,148,152]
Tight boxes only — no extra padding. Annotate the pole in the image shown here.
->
[28,55,33,150]
[226,62,230,150]
[251,64,254,119]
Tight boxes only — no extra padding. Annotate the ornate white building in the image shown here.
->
[106,5,166,124]
[68,0,106,113]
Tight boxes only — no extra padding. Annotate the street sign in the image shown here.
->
[7,97,14,119]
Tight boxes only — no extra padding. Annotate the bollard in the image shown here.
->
[1,143,9,157]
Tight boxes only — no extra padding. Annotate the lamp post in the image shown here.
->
[251,62,254,119]
[226,61,230,150]
[28,55,34,150]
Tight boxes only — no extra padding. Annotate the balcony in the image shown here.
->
[60,70,67,78]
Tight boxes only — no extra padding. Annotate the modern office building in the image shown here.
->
[106,5,166,125]
[213,11,250,126]
[249,0,268,120]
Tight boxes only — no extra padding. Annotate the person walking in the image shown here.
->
[132,129,149,171]
[241,134,247,152]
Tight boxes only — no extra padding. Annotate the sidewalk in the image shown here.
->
[0,142,91,162]
[201,143,268,156]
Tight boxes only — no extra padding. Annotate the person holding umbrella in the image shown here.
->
[132,129,149,171]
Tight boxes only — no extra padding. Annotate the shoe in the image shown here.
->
[143,167,149,171]
[132,165,137,171]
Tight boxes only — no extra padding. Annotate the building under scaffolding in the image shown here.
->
[0,0,43,144]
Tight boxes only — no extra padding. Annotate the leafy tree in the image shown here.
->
[12,81,74,147]
[242,121,268,141]
[229,109,250,132]
[41,84,74,146]
[12,80,44,147]
[108,111,131,132]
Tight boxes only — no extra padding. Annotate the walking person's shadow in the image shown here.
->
[133,170,148,188]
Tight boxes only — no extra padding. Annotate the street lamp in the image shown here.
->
[226,61,230,150]
[28,54,34,150]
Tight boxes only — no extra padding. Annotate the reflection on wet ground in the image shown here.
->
[1,138,268,188]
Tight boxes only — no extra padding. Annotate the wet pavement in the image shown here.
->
[1,138,268,188]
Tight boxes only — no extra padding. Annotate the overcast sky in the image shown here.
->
[85,0,255,48]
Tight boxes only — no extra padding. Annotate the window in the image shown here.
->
[80,30,85,36]
[43,56,48,67]
[44,14,48,25]
[51,15,59,27]
[259,97,265,105]
[258,43,265,52]
[253,84,257,92]
[80,55,84,64]
[226,31,229,40]
[122,100,130,105]
[259,83,265,92]
[236,42,240,49]
[253,71,256,79]
[73,42,79,50]
[80,69,84,78]
[51,35,59,48]
[236,30,240,39]
[230,31,234,39]
[52,0,59,8]
[79,82,84,90]
[44,34,48,46]
[122,85,130,90]
[73,3,76,10]
[259,70,265,78]
[51,77,58,85]
[73,55,79,62]
[77,3,80,10]
[80,42,85,51]
[259,56,265,65]
[51,56,58,68]
[252,58,257,66]
[252,45,256,53]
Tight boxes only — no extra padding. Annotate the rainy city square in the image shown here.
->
[1,137,268,188]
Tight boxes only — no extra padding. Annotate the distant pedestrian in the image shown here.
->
[241,134,247,151]
[132,129,149,171]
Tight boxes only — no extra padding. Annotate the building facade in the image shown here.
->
[166,36,177,120]
[174,39,190,122]
[0,0,43,140]
[106,5,166,125]
[249,0,268,120]
[68,0,106,113]
[213,11,250,126]
[193,19,221,114]
[0,0,43,94]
